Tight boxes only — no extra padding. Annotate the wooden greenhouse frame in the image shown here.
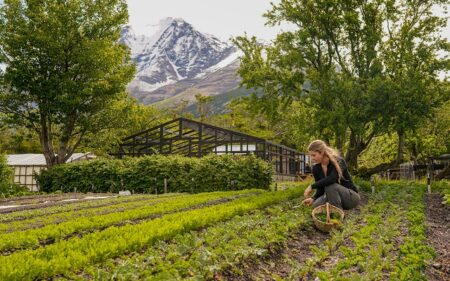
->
[115,117,308,180]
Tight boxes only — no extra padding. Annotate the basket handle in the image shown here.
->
[326,202,331,223]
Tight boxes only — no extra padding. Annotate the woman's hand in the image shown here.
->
[304,185,313,197]
[302,185,314,206]
[302,197,314,206]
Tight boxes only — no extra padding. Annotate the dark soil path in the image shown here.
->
[425,193,450,281]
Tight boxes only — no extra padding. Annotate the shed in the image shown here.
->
[7,153,95,191]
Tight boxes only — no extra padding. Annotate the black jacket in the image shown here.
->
[311,158,357,200]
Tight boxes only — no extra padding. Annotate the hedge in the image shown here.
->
[36,154,273,193]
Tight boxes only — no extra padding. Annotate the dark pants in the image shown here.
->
[312,183,360,210]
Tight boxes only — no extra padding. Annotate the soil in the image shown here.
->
[220,225,329,281]
[0,195,164,222]
[0,193,118,214]
[0,192,113,205]
[220,193,369,281]
[424,193,450,281]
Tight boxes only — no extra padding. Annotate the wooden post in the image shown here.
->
[370,176,375,194]
[164,178,167,194]
[427,157,432,194]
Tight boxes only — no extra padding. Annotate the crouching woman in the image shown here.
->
[302,140,360,210]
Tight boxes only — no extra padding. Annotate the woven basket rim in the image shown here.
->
[311,203,345,232]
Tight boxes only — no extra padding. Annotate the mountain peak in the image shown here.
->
[162,17,187,25]
[122,18,239,103]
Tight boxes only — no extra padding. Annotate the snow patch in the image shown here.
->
[195,51,241,78]
[129,78,177,93]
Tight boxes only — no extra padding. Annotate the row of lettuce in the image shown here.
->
[0,190,261,253]
[433,180,450,205]
[87,182,433,281]
[290,182,435,280]
[2,181,439,280]
[36,154,273,193]
[0,187,305,280]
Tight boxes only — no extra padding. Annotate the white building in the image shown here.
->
[7,153,95,191]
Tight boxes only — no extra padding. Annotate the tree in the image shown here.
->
[380,0,450,162]
[234,0,388,170]
[79,94,170,156]
[209,97,316,151]
[233,0,449,171]
[0,0,135,167]
[195,93,214,122]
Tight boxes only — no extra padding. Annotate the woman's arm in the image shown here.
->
[309,165,327,200]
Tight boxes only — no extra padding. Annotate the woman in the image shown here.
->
[302,140,360,210]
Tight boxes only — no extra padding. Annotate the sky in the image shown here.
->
[126,0,292,41]
[127,0,449,42]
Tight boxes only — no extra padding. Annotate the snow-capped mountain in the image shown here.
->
[121,18,241,104]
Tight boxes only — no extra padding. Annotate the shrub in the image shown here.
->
[36,154,273,193]
[0,153,13,184]
[0,153,30,198]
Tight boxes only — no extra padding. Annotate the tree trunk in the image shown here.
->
[396,130,405,164]
[359,131,408,177]
[57,113,78,165]
[359,160,399,178]
[345,129,374,172]
[40,115,57,168]
[345,130,361,171]
[335,131,344,155]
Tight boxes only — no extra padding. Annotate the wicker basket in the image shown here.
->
[312,203,345,232]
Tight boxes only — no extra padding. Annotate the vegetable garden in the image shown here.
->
[0,180,448,281]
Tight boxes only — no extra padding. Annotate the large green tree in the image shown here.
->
[0,0,135,167]
[234,0,449,171]
[380,0,449,162]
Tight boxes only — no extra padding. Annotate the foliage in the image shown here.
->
[195,93,214,122]
[0,127,41,153]
[79,94,170,156]
[0,194,155,223]
[358,100,450,171]
[0,195,180,233]
[290,182,434,280]
[36,154,273,193]
[0,0,135,167]
[0,187,303,280]
[0,180,442,280]
[0,190,258,253]
[232,0,450,171]
[432,180,450,205]
[0,153,13,185]
[0,153,29,198]
[81,195,311,280]
[210,98,315,151]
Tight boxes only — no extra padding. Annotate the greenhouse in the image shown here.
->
[115,117,308,180]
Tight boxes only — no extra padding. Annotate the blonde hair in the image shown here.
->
[308,140,344,182]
